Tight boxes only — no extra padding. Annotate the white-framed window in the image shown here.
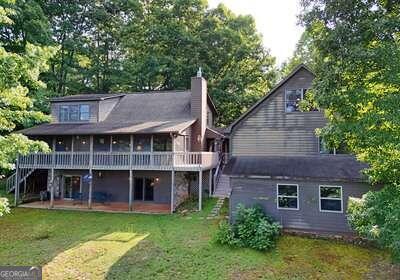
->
[277,184,299,210]
[319,185,343,213]
[80,104,90,121]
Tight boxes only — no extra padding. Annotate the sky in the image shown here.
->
[208,0,304,65]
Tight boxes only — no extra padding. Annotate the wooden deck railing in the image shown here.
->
[18,151,219,171]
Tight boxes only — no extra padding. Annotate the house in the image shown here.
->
[222,65,375,233]
[9,73,224,213]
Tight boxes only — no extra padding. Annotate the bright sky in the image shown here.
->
[208,0,304,65]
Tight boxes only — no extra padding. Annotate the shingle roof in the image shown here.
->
[19,119,195,135]
[106,91,191,122]
[20,91,195,135]
[223,155,368,182]
[51,94,125,102]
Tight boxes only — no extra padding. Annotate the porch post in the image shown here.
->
[209,169,213,196]
[198,169,202,211]
[88,135,93,209]
[171,169,175,213]
[49,168,55,208]
[129,170,133,211]
[14,156,19,206]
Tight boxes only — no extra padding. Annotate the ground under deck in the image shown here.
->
[20,200,171,214]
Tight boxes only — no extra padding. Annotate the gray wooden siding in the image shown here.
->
[231,68,326,156]
[229,177,372,233]
[51,101,99,123]
[98,98,121,121]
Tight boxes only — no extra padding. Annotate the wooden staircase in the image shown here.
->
[212,174,231,198]
[6,168,35,194]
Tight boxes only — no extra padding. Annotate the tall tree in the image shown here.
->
[121,1,276,125]
[0,0,54,170]
[280,30,315,77]
[300,0,400,259]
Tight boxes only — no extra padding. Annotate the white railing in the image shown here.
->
[5,167,35,193]
[18,151,219,171]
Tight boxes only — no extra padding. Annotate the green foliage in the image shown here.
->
[0,0,54,170]
[0,197,10,216]
[36,0,276,125]
[300,0,400,261]
[215,204,281,251]
[348,185,400,262]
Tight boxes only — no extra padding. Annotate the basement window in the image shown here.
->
[277,184,299,210]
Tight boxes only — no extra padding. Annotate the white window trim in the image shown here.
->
[284,88,307,113]
[319,185,343,213]
[276,184,299,211]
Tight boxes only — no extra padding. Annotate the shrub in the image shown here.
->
[348,184,400,262]
[0,197,10,217]
[215,204,281,251]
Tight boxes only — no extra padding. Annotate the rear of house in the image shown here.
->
[9,74,224,213]
[224,65,376,233]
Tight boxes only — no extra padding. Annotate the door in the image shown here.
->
[144,178,154,201]
[63,176,81,199]
[134,177,154,201]
[134,178,144,200]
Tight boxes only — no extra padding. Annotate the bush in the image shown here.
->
[0,197,10,217]
[215,204,281,251]
[348,184,400,262]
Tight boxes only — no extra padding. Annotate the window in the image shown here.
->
[277,184,299,210]
[153,135,172,152]
[112,135,130,152]
[319,137,349,155]
[60,106,69,122]
[80,105,90,121]
[319,185,343,212]
[58,104,90,122]
[285,88,318,112]
[133,135,151,152]
[319,137,335,154]
[285,89,303,112]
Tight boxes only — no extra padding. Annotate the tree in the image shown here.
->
[300,0,400,259]
[121,1,276,125]
[280,30,315,77]
[0,0,54,170]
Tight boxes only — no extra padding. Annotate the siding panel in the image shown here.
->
[231,68,326,156]
[230,177,371,233]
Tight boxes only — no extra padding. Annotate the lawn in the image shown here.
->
[0,199,398,280]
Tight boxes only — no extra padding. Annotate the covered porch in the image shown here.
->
[15,169,213,214]
[19,200,171,214]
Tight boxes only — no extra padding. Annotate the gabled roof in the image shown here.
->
[224,155,368,183]
[227,64,314,133]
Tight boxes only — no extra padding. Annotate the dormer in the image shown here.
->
[50,94,124,123]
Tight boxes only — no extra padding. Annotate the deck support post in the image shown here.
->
[129,170,133,211]
[14,156,19,206]
[171,169,175,213]
[88,135,93,209]
[209,169,213,195]
[198,169,202,211]
[49,168,54,208]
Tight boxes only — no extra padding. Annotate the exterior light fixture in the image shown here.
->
[155,177,160,183]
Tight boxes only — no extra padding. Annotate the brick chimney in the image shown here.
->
[190,70,207,151]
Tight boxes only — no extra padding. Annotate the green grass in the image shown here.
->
[0,199,398,280]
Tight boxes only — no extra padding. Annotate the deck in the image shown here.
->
[20,200,171,214]
[18,151,219,171]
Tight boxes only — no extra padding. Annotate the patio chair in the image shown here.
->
[93,192,107,204]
